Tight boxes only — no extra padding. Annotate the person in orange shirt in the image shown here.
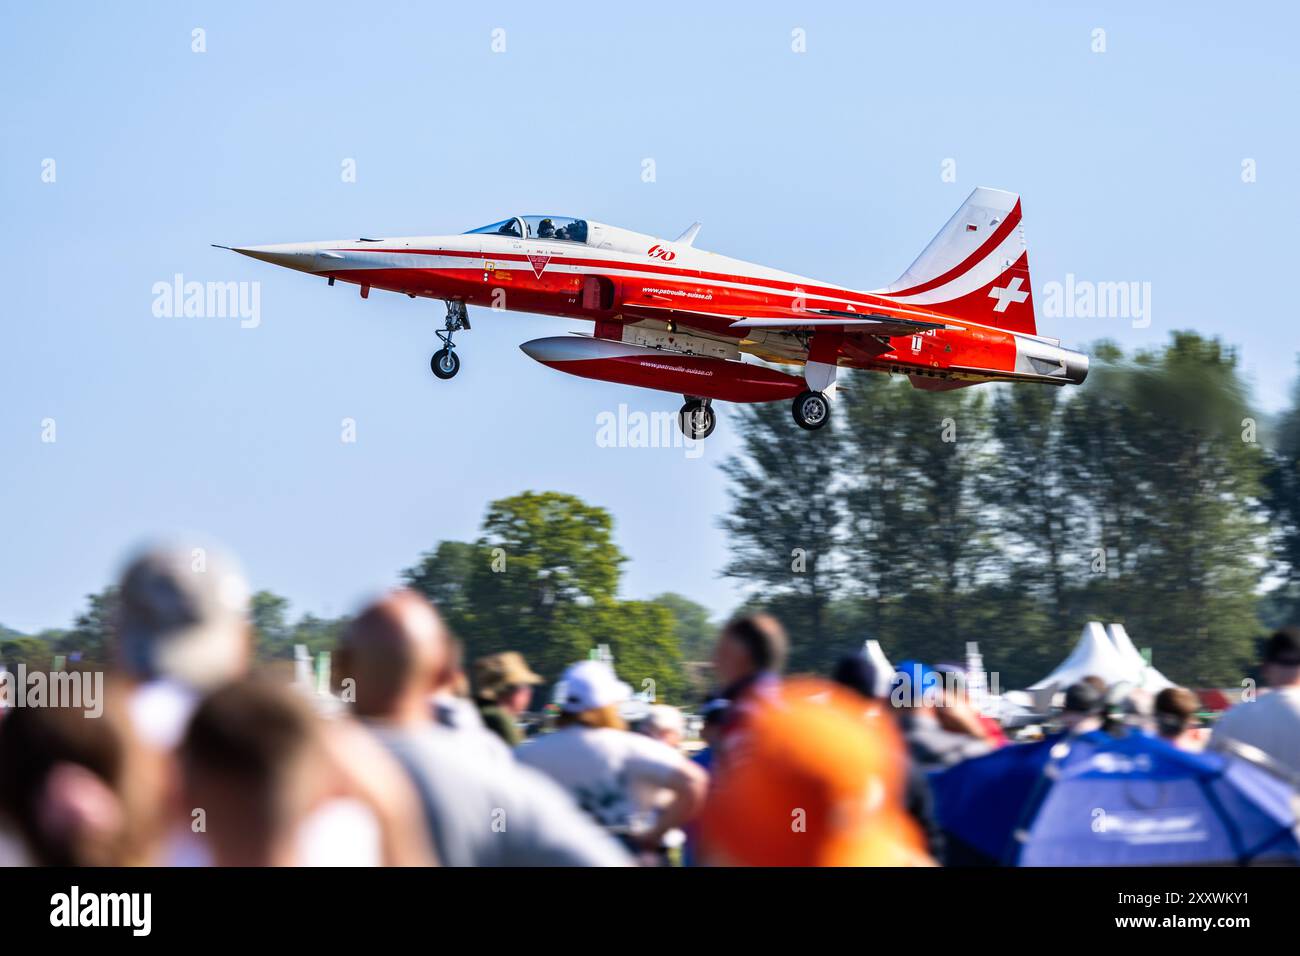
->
[698,679,933,867]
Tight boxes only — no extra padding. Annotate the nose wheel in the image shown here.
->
[678,398,716,440]
[792,390,831,430]
[430,301,470,380]
[431,348,460,379]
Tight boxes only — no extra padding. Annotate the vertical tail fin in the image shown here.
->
[878,187,1036,336]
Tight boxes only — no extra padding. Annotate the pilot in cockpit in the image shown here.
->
[497,220,520,237]
[536,218,556,239]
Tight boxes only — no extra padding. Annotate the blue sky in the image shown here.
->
[2,1,1298,633]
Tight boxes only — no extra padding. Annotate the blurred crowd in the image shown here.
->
[2,542,1299,867]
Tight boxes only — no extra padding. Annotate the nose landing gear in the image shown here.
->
[430,301,470,380]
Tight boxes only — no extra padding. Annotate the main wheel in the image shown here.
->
[431,348,460,380]
[792,390,830,430]
[678,400,716,440]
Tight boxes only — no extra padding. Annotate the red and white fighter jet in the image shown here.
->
[223,186,1087,439]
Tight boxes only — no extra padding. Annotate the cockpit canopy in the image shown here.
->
[465,216,588,243]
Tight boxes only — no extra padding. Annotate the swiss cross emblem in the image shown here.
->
[988,276,1029,312]
[527,254,551,278]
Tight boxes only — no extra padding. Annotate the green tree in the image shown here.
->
[439,492,629,679]
[290,613,350,659]
[840,375,994,663]
[586,599,685,703]
[650,592,715,662]
[251,590,293,660]
[1117,334,1266,683]
[839,373,924,639]
[1263,363,1300,624]
[0,636,57,672]
[402,539,485,638]
[988,382,1075,635]
[57,587,119,665]
[719,400,845,672]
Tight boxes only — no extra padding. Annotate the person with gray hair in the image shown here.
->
[339,589,633,866]
[635,704,687,751]
[113,542,253,750]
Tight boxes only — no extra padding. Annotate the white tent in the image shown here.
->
[1028,621,1143,692]
[1106,623,1176,691]
[862,639,894,676]
[860,639,895,698]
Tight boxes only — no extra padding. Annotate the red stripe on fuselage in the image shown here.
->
[325,245,1033,343]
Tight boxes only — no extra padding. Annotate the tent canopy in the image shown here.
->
[1028,622,1141,691]
[1106,623,1174,691]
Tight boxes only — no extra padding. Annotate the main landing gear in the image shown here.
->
[430,300,470,380]
[791,390,831,431]
[678,397,716,440]
[791,354,837,431]
[674,392,830,439]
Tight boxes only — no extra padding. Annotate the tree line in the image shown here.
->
[5,330,1300,697]
[0,492,713,704]
[721,330,1299,688]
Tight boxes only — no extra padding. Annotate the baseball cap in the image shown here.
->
[832,652,886,700]
[1062,681,1105,715]
[473,651,544,701]
[116,542,250,690]
[893,660,942,704]
[557,660,631,714]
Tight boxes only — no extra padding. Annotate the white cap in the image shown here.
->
[558,660,631,714]
[116,541,250,691]
[642,704,685,738]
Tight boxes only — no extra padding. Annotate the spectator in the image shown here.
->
[636,704,686,750]
[1058,680,1106,735]
[179,677,433,867]
[691,699,729,774]
[833,652,945,862]
[430,636,482,733]
[937,666,1008,748]
[114,542,252,749]
[517,660,707,859]
[473,651,544,747]
[893,661,992,772]
[710,613,786,748]
[0,683,162,866]
[1211,627,1300,776]
[112,541,405,866]
[426,637,512,764]
[1154,687,1204,751]
[1082,675,1109,696]
[339,590,631,866]
[699,679,932,867]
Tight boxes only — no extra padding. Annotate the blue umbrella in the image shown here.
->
[932,729,1300,866]
[930,730,1100,862]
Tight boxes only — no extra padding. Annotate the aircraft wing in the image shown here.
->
[624,300,959,337]
[729,310,951,336]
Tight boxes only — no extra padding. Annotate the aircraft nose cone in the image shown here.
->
[230,243,322,273]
